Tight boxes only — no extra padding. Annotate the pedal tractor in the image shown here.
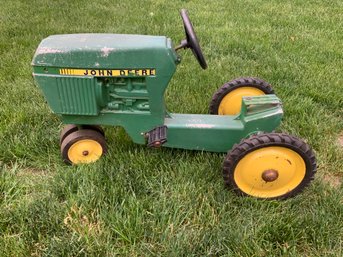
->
[32,10,316,199]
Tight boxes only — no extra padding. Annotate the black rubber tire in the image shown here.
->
[209,77,274,115]
[60,124,79,145]
[81,125,105,136]
[60,124,105,145]
[223,133,317,200]
[61,129,107,165]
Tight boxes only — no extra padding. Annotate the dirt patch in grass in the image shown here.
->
[16,167,48,177]
[64,205,103,236]
[322,173,342,189]
[338,134,343,148]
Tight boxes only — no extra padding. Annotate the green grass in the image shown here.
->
[1,0,343,256]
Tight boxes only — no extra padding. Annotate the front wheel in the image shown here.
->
[60,129,107,165]
[223,133,316,200]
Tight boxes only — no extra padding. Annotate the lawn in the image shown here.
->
[0,0,342,256]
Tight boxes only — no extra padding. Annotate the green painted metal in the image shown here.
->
[60,95,283,151]
[32,34,179,69]
[32,34,178,118]
[164,95,283,152]
[32,33,283,153]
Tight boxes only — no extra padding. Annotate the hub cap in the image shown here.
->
[68,139,103,164]
[262,169,279,182]
[234,146,306,198]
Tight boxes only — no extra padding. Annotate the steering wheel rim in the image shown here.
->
[180,9,208,69]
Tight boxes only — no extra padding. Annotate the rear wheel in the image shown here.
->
[60,129,107,165]
[209,77,274,115]
[223,133,316,199]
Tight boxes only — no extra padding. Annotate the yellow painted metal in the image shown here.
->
[218,87,265,115]
[67,139,103,164]
[234,146,306,198]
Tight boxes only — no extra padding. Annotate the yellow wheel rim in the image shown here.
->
[234,146,306,198]
[68,139,103,164]
[218,87,265,115]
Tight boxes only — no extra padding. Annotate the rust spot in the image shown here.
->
[262,169,279,182]
[154,141,161,147]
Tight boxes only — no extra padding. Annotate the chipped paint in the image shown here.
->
[186,124,215,128]
[241,108,283,122]
[101,47,115,57]
[37,47,65,54]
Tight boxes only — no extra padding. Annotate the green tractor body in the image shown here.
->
[32,33,282,152]
[31,10,316,200]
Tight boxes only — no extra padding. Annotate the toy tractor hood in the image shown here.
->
[32,34,179,69]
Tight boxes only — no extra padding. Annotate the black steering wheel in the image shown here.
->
[177,9,208,69]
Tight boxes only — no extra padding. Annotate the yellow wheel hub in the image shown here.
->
[68,139,103,164]
[218,87,265,115]
[234,146,306,198]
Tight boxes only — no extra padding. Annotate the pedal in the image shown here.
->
[146,126,168,148]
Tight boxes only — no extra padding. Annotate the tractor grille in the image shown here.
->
[56,77,98,115]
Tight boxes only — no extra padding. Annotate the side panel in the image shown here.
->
[164,112,282,152]
[164,96,283,152]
